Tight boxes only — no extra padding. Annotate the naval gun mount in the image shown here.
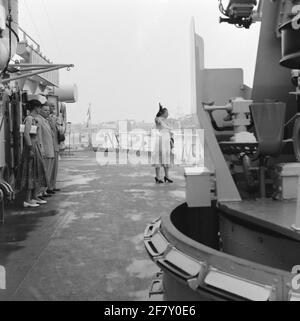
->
[144,0,300,301]
[144,96,300,301]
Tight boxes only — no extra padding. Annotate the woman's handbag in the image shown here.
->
[57,125,66,143]
[57,131,66,143]
[20,118,37,135]
[30,125,37,135]
[20,124,25,133]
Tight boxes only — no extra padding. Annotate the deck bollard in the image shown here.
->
[292,177,300,232]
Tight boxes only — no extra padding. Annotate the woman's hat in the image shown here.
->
[27,94,47,105]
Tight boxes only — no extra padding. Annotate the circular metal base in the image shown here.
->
[293,117,300,162]
[280,20,300,69]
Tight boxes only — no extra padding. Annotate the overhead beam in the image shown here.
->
[1,64,74,84]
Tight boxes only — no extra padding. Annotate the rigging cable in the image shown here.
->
[23,0,46,51]
[1,0,13,77]
[41,0,62,57]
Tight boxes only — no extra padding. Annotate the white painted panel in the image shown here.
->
[0,265,6,290]
[205,269,272,301]
[0,115,5,168]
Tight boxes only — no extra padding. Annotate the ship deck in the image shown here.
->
[0,151,186,301]
[219,199,300,242]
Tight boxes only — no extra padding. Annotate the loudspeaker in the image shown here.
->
[280,20,300,69]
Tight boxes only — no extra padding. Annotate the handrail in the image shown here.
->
[17,25,40,52]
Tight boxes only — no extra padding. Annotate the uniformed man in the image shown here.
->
[37,103,55,195]
[48,101,63,192]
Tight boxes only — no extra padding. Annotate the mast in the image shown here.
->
[87,103,93,150]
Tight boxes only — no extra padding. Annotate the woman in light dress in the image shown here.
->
[152,104,174,184]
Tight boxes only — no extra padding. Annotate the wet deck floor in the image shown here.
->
[0,151,186,301]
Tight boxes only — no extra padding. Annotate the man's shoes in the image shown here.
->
[53,189,61,192]
[47,190,56,195]
[42,192,52,198]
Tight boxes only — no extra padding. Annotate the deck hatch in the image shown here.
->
[204,268,273,301]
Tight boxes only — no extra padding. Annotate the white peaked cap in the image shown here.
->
[27,94,47,105]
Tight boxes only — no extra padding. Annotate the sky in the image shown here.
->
[18,0,261,124]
